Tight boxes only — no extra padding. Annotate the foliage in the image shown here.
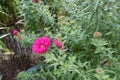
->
[15,0,55,32]
[19,32,42,47]
[0,27,10,52]
[0,0,17,27]
[1,0,119,80]
[16,71,40,80]
[0,40,9,52]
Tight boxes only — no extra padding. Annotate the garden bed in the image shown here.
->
[0,0,120,80]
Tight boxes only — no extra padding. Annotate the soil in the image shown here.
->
[0,55,33,80]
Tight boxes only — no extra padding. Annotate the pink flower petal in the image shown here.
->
[54,37,64,50]
[13,29,19,35]
[32,36,51,55]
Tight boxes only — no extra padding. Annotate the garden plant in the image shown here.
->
[0,0,120,80]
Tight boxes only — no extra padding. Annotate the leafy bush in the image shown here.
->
[10,0,120,80]
[15,0,55,32]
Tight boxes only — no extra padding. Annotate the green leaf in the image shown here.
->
[0,40,9,51]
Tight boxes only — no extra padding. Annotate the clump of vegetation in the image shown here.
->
[0,0,120,80]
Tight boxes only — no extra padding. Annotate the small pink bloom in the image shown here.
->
[32,36,51,55]
[33,0,38,3]
[54,37,64,50]
[13,29,19,35]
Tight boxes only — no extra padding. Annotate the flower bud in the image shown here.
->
[33,0,38,3]
[58,16,65,20]
[13,29,19,35]
[93,31,101,38]
[61,21,66,25]
[18,35,22,40]
[96,68,104,75]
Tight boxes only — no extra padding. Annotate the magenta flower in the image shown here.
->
[32,36,51,55]
[54,37,64,50]
[32,0,38,3]
[13,29,19,35]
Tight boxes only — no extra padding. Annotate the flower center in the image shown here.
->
[39,44,45,48]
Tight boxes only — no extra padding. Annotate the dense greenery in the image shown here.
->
[0,0,120,80]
